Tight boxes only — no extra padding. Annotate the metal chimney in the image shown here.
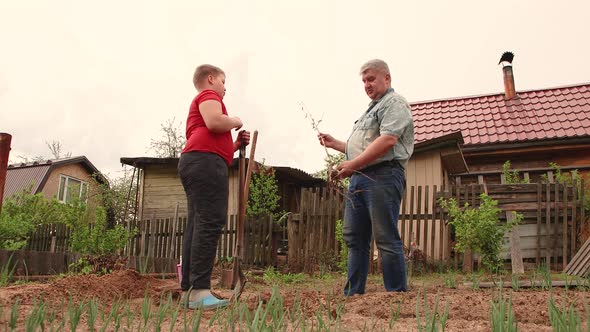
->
[498,51,516,100]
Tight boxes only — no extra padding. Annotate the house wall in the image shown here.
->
[406,149,444,192]
[41,163,101,209]
[403,149,449,259]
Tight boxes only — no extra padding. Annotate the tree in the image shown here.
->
[46,140,72,159]
[148,117,186,158]
[13,139,71,163]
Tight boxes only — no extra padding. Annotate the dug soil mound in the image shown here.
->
[0,270,179,305]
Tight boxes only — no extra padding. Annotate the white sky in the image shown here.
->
[2,0,589,179]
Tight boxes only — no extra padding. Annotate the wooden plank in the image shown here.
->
[401,184,407,250]
[536,183,542,264]
[546,183,551,264]
[416,186,422,249]
[563,185,569,269]
[170,213,178,260]
[567,237,590,276]
[409,186,415,251]
[430,185,436,260]
[572,180,578,257]
[554,183,560,267]
[287,213,297,271]
[423,186,429,255]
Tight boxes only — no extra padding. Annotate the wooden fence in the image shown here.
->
[25,181,587,274]
[286,182,586,273]
[287,188,345,272]
[26,223,72,253]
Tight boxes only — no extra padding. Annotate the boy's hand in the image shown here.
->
[235,130,251,149]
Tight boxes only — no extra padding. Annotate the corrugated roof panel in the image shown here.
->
[3,165,51,202]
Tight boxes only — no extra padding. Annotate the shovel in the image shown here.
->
[231,130,258,301]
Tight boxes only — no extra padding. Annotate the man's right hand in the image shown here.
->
[318,132,346,153]
[318,133,334,148]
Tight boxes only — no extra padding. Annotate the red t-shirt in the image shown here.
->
[182,90,234,166]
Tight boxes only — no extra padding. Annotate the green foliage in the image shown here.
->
[490,289,517,332]
[262,267,305,285]
[91,167,138,227]
[313,152,349,189]
[0,186,134,255]
[313,153,345,179]
[68,206,134,256]
[0,189,78,250]
[247,161,284,221]
[439,194,518,273]
[335,219,348,273]
[502,160,529,184]
[415,290,449,332]
[549,295,582,332]
[542,162,590,211]
[0,253,17,286]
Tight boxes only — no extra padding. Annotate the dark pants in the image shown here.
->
[178,151,229,291]
[343,162,407,295]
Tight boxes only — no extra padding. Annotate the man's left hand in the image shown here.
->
[335,160,357,179]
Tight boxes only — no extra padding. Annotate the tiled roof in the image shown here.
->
[411,83,590,146]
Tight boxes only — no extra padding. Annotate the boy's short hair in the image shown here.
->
[193,64,225,89]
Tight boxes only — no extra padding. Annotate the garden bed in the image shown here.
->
[0,268,589,331]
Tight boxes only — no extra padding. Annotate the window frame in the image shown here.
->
[57,175,89,203]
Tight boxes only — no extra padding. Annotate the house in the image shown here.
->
[119,157,324,222]
[3,156,106,208]
[402,53,590,265]
[410,56,590,186]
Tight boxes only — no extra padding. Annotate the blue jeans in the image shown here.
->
[343,163,406,295]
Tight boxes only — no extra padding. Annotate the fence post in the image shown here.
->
[0,133,12,216]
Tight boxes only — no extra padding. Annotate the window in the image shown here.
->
[57,175,89,203]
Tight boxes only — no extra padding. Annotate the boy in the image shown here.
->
[178,64,250,310]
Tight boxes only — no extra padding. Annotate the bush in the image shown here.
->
[0,190,70,249]
[69,206,134,256]
[0,189,134,255]
[438,194,519,273]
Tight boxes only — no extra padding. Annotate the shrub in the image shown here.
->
[438,194,519,273]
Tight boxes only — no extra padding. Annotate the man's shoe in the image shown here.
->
[187,295,230,310]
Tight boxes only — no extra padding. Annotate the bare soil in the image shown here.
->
[0,268,588,331]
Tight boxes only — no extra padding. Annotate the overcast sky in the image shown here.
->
[2,0,589,179]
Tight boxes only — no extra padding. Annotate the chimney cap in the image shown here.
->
[498,51,514,65]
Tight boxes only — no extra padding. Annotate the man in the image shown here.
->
[318,59,414,295]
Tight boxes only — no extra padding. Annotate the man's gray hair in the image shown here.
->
[359,59,390,75]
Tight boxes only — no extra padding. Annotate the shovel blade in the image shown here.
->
[230,262,247,301]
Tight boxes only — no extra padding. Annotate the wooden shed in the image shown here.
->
[119,157,324,222]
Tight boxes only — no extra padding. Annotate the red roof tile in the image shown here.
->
[411,83,590,145]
